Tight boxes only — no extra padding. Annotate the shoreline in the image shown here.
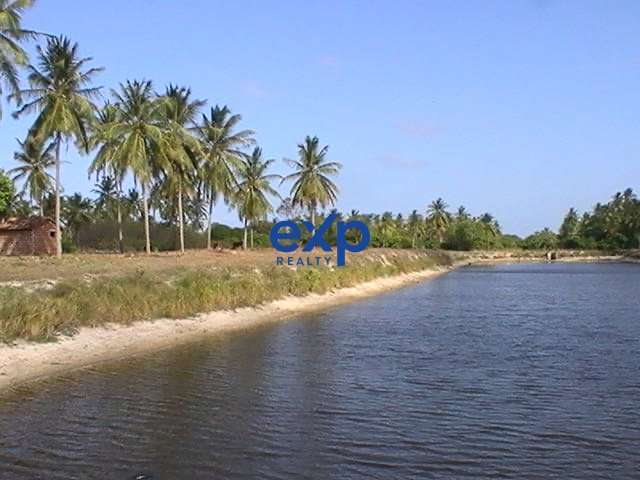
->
[461,255,635,265]
[0,266,451,393]
[2,255,636,393]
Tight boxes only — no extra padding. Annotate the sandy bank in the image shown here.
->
[0,266,450,392]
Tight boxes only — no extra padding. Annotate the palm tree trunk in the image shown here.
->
[311,207,316,228]
[39,193,44,217]
[207,189,214,250]
[243,218,248,250]
[250,227,254,249]
[117,179,124,254]
[54,134,62,258]
[142,183,151,254]
[177,181,185,255]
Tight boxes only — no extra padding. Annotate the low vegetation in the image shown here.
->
[0,250,453,342]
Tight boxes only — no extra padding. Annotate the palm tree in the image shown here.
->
[0,0,38,119]
[89,102,128,252]
[426,198,450,244]
[407,209,423,248]
[0,168,16,217]
[235,147,280,249]
[12,36,102,257]
[106,80,163,254]
[124,188,142,221]
[62,192,93,247]
[184,186,208,230]
[276,197,302,220]
[92,175,117,217]
[9,137,54,215]
[457,205,469,220]
[194,105,254,249]
[479,212,501,237]
[157,84,204,254]
[282,136,341,227]
[378,211,396,247]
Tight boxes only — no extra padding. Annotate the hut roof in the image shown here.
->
[0,217,55,232]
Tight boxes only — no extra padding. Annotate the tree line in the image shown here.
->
[0,2,637,254]
[0,1,341,256]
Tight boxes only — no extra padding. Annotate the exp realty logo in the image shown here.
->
[270,213,370,267]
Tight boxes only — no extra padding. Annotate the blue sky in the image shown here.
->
[1,0,639,236]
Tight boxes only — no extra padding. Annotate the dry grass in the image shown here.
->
[0,249,279,284]
[0,249,454,342]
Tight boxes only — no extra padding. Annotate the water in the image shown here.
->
[1,263,639,479]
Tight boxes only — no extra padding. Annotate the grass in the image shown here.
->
[0,249,281,284]
[0,250,453,342]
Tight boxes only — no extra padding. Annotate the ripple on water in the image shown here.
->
[0,263,639,479]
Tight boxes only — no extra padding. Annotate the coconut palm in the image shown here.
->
[124,188,142,221]
[235,147,280,249]
[11,36,102,257]
[407,209,423,248]
[426,198,450,244]
[105,80,163,254]
[0,0,39,119]
[479,212,501,237]
[378,211,396,247]
[282,136,341,227]
[457,205,469,220]
[89,102,129,252]
[9,137,54,215]
[276,196,303,220]
[92,175,118,217]
[62,192,93,247]
[156,84,204,254]
[194,105,254,249]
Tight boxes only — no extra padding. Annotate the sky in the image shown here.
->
[1,0,639,236]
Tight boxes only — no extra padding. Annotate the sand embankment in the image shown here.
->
[0,266,450,392]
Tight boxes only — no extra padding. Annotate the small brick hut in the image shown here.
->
[0,217,57,256]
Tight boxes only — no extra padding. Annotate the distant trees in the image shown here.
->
[443,209,505,251]
[63,193,93,246]
[523,228,559,250]
[407,209,423,248]
[557,189,640,250]
[0,170,16,217]
[9,138,54,215]
[89,103,125,252]
[426,198,450,244]
[276,197,303,221]
[558,208,580,248]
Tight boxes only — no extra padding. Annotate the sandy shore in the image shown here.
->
[0,266,451,393]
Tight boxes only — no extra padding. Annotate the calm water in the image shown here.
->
[1,263,639,479]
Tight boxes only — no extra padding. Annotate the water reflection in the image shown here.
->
[1,263,639,479]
